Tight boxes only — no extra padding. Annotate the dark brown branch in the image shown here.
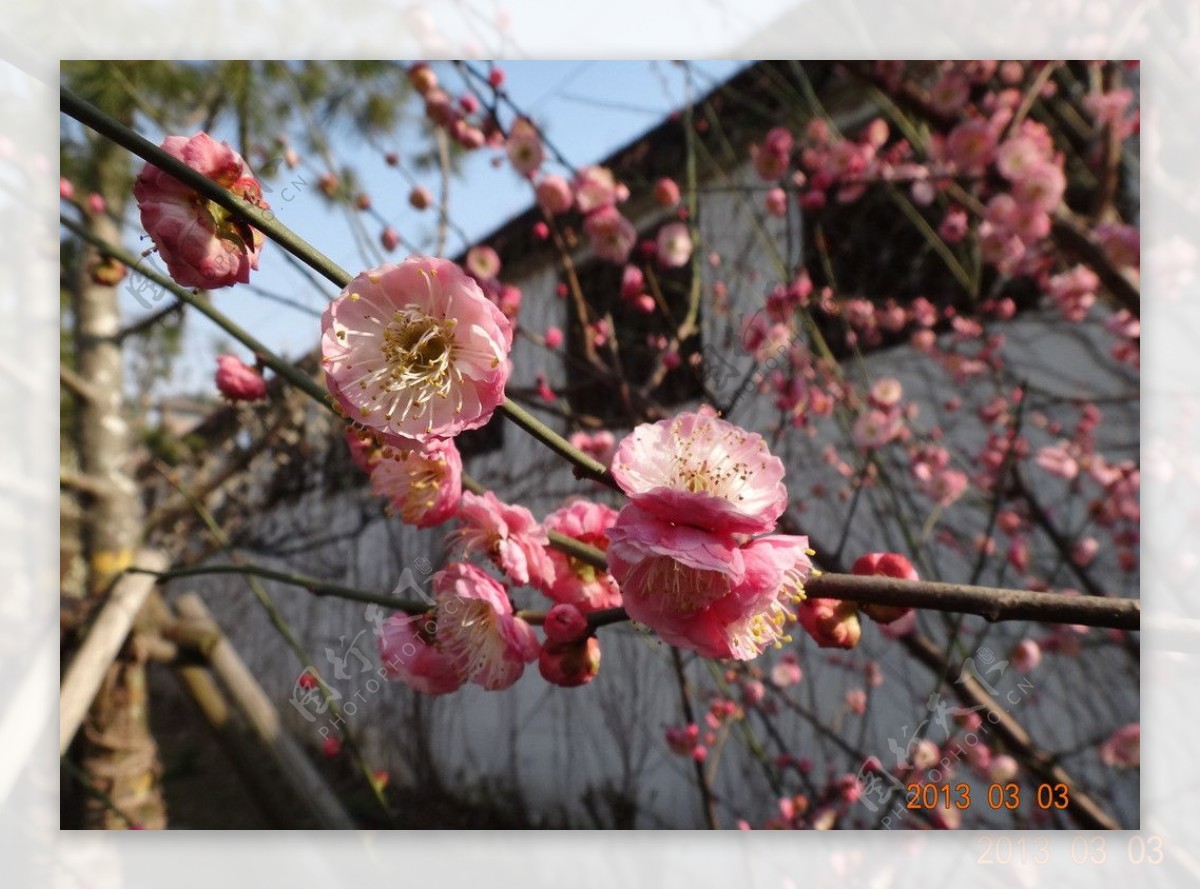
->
[670,647,720,829]
[901,631,1120,830]
[805,573,1139,630]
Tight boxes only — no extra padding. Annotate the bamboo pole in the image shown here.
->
[172,593,355,830]
[60,549,168,756]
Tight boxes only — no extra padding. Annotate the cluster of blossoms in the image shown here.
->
[606,408,815,660]
[741,60,1139,378]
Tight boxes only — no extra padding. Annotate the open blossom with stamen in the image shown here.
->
[133,132,268,289]
[369,438,462,528]
[573,165,619,213]
[608,508,811,660]
[606,505,745,655]
[720,534,813,659]
[541,500,622,610]
[505,118,544,177]
[611,411,787,535]
[465,245,501,280]
[321,257,512,445]
[656,221,693,268]
[583,205,637,264]
[453,489,555,588]
[379,562,539,694]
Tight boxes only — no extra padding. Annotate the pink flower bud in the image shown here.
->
[543,603,588,644]
[538,636,600,687]
[765,186,788,218]
[544,326,563,349]
[380,226,401,252]
[409,185,433,210]
[408,63,438,95]
[653,177,681,207]
[215,355,267,402]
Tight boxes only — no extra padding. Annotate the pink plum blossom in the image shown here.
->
[945,119,997,172]
[606,506,811,660]
[214,355,267,402]
[1098,723,1140,768]
[656,221,693,268]
[133,132,268,289]
[583,205,637,264]
[344,426,384,474]
[453,489,555,589]
[845,689,867,715]
[654,176,681,207]
[369,438,462,528]
[541,500,622,610]
[379,562,539,694]
[1011,638,1041,672]
[505,118,544,177]
[536,174,573,215]
[1035,441,1080,480]
[929,72,970,115]
[611,411,787,535]
[852,409,902,450]
[620,264,644,300]
[988,754,1020,784]
[869,377,904,410]
[606,504,745,655]
[321,257,512,446]
[573,165,620,213]
[770,653,803,687]
[465,244,501,280]
[1013,160,1066,212]
[765,187,788,218]
[751,127,793,180]
[568,430,617,467]
[995,135,1046,182]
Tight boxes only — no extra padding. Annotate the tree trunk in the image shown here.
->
[68,153,168,828]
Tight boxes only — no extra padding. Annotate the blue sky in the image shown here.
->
[124,61,748,396]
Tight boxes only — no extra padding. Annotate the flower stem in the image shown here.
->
[499,397,617,489]
[60,214,334,411]
[127,563,429,613]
